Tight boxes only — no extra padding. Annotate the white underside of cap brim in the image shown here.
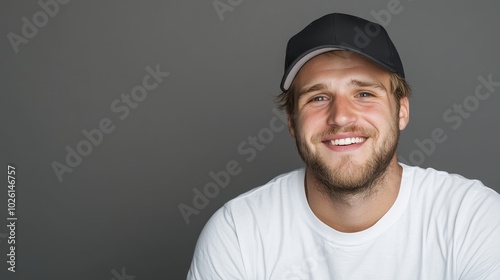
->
[283,47,343,91]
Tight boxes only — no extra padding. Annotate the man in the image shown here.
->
[187,13,500,279]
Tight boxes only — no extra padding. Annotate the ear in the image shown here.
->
[398,97,410,130]
[287,114,296,139]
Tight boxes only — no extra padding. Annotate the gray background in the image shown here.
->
[1,0,499,279]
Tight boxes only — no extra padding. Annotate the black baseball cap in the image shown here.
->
[280,13,405,91]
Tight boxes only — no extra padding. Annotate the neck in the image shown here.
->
[305,158,403,233]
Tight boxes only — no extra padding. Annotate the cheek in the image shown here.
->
[297,111,325,132]
[361,107,395,135]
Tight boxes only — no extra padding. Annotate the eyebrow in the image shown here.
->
[348,79,387,91]
[297,79,387,99]
[297,83,328,97]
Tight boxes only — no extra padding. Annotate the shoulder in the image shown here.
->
[402,164,500,279]
[199,168,305,235]
[188,168,305,279]
[207,168,305,234]
[402,164,499,202]
[402,163,500,233]
[225,168,304,211]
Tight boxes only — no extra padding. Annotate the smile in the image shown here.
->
[329,137,366,146]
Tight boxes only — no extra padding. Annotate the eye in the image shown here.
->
[311,95,328,102]
[357,92,374,98]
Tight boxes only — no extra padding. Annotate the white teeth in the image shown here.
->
[330,137,366,146]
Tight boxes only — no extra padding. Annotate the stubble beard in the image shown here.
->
[295,118,400,200]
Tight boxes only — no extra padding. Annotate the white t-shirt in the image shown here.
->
[187,164,500,280]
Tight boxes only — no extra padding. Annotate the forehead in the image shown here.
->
[291,51,391,91]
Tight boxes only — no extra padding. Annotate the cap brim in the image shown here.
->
[280,47,342,92]
[280,46,398,92]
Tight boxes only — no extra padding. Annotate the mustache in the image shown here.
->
[311,126,374,142]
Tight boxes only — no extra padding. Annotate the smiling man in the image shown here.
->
[188,13,500,279]
[289,50,408,233]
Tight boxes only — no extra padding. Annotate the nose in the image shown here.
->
[327,95,357,127]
